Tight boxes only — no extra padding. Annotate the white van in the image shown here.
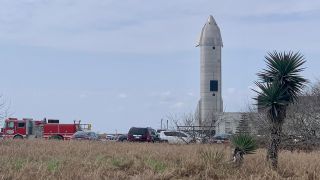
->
[159,131,192,144]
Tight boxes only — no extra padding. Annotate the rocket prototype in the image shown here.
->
[197,15,223,125]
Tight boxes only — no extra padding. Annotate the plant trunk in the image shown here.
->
[267,122,283,169]
[233,148,244,167]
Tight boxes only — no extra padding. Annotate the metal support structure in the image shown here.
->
[176,125,216,143]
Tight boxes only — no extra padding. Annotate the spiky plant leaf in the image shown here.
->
[257,51,307,103]
[231,134,257,155]
[253,81,289,122]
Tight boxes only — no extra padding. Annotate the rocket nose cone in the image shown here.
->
[197,15,223,47]
[207,15,216,24]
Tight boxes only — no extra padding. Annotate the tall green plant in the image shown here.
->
[254,51,307,169]
[231,134,257,167]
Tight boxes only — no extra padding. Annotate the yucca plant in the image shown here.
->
[254,51,307,169]
[231,134,257,167]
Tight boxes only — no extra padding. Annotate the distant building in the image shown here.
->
[215,112,242,134]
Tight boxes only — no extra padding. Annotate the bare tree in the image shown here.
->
[166,112,198,142]
[282,81,320,146]
[166,111,217,143]
[201,111,219,127]
[247,81,320,150]
[0,95,11,125]
[246,106,269,136]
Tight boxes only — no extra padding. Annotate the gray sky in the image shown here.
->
[1,0,320,133]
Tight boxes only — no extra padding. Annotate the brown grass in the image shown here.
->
[0,140,319,180]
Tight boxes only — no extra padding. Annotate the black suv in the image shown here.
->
[127,127,159,142]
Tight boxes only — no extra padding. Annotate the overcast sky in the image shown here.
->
[0,0,320,133]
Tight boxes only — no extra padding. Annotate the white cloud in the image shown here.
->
[0,0,319,54]
[79,93,88,99]
[161,91,172,97]
[150,91,176,104]
[118,93,128,99]
[171,102,185,109]
[227,88,236,94]
[187,92,194,96]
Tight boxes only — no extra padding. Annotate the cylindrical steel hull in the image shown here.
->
[198,15,223,125]
[200,46,222,124]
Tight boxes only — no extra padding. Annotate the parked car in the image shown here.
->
[157,129,166,133]
[127,127,158,142]
[117,134,128,142]
[106,134,116,140]
[159,131,192,144]
[71,131,99,141]
[212,133,231,144]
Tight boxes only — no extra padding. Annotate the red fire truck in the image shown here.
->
[0,118,91,140]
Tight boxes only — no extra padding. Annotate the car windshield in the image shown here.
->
[73,131,89,138]
[164,131,187,137]
[2,121,6,128]
[129,128,148,135]
[177,132,187,137]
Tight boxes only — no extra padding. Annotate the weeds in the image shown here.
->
[145,158,167,173]
[13,159,25,170]
[0,140,319,179]
[47,159,60,173]
[198,148,225,166]
[110,156,133,170]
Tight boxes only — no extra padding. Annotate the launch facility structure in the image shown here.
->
[197,15,223,126]
[194,16,251,135]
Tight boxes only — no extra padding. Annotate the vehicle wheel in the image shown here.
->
[122,139,127,142]
[13,135,23,139]
[50,135,63,140]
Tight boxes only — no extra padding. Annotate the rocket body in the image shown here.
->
[198,15,223,125]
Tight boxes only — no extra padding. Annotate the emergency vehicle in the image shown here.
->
[0,118,91,140]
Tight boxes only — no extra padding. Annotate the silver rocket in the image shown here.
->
[197,15,223,125]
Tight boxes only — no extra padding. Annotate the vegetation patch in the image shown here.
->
[13,159,26,170]
[47,159,60,173]
[198,148,225,166]
[95,154,110,165]
[145,158,167,173]
[0,140,319,179]
[110,156,134,170]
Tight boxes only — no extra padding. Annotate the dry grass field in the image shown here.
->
[0,140,319,180]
